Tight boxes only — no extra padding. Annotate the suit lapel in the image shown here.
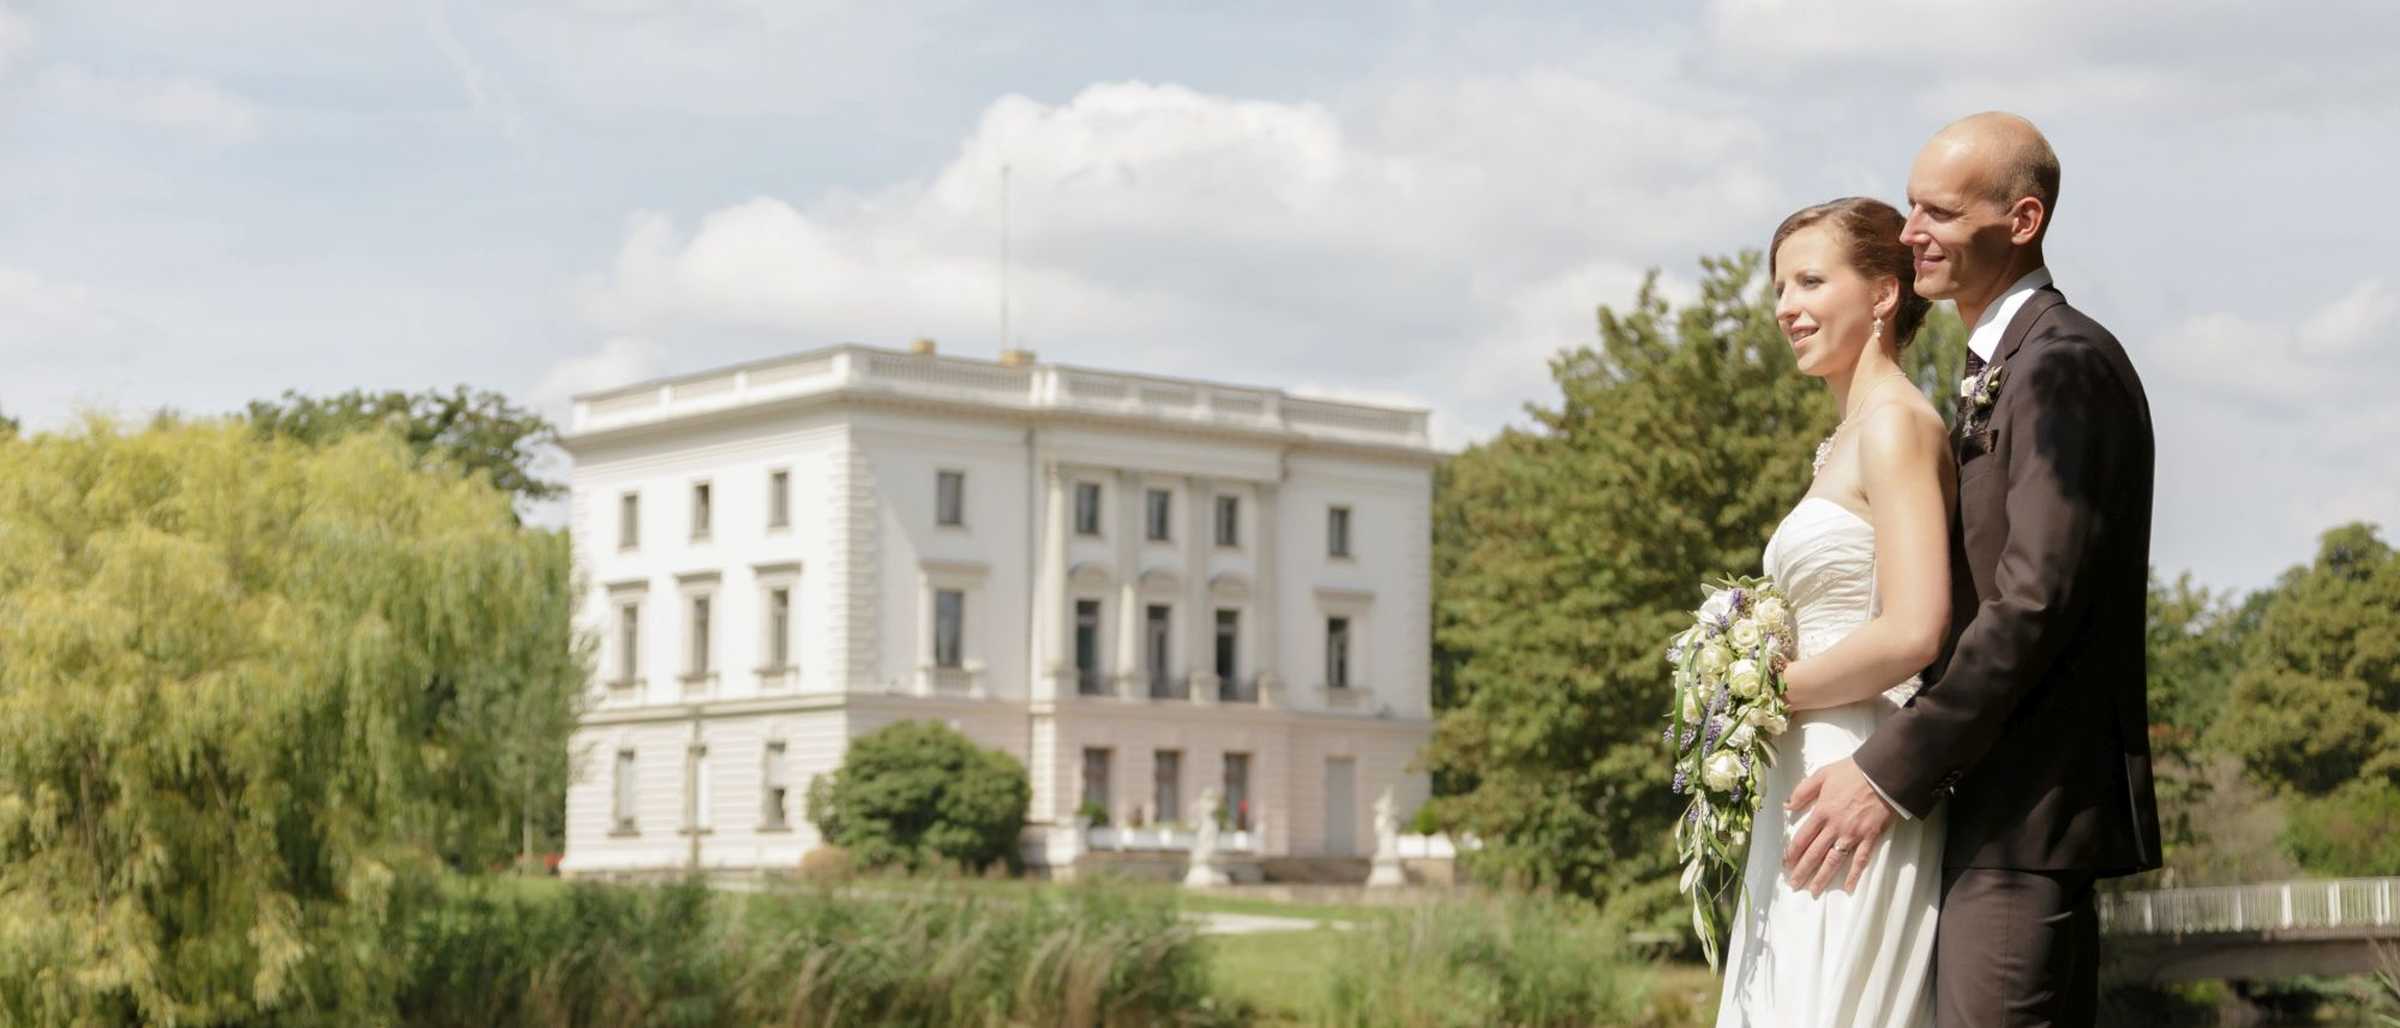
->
[1989,285,2065,370]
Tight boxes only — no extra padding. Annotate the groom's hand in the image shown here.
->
[1782,757,1897,896]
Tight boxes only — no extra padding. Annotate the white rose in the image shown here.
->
[1726,724,1758,753]
[1698,589,1734,626]
[1729,618,1762,652]
[1958,374,1980,400]
[1726,659,1763,699]
[1680,687,1705,723]
[1754,598,1791,634]
[1760,708,1790,735]
[1697,642,1732,676]
[1702,752,1744,793]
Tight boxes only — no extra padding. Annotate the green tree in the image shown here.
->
[2133,573,2292,886]
[2218,523,2400,795]
[0,417,589,1024]
[1423,253,1963,919]
[2215,522,2400,875]
[807,720,1031,874]
[246,386,578,863]
[244,385,564,509]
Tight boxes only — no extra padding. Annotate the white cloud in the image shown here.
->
[5,3,2393,594]
[2161,278,2392,409]
[1700,0,2400,118]
[0,266,112,337]
[581,78,1777,443]
[531,335,662,423]
[38,64,264,145]
[2141,278,2400,585]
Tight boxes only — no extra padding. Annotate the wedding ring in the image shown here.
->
[1831,842,1855,854]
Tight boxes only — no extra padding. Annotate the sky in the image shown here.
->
[2,0,2394,593]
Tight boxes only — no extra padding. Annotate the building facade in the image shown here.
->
[556,343,1438,876]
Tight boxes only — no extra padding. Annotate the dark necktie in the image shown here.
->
[1964,350,1987,379]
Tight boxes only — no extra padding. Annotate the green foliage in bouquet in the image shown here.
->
[1664,576,1795,967]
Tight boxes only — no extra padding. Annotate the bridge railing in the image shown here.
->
[2100,876,2400,936]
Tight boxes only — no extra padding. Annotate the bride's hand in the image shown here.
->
[1782,757,1898,896]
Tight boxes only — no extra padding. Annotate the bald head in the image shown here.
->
[1930,112,2060,223]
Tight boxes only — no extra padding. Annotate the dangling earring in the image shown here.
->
[1869,317,1883,349]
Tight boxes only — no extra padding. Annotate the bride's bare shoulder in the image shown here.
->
[1855,396,1948,471]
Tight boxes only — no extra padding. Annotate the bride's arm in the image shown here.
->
[1781,404,1954,710]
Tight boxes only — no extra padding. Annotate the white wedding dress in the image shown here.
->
[1714,497,1944,1027]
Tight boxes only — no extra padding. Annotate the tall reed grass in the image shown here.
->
[393,875,1244,1028]
[1318,892,1659,1027]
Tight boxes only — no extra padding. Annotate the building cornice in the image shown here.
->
[561,345,1445,468]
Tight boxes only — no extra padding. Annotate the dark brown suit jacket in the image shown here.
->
[1852,285,2163,876]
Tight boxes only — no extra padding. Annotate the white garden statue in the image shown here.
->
[1183,785,1230,888]
[1366,785,1406,887]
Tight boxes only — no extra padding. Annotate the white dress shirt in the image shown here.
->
[1966,267,2053,363]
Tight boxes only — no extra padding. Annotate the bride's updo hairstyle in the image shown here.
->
[1768,197,1932,351]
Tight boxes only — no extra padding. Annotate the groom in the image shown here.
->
[1783,112,2162,1025]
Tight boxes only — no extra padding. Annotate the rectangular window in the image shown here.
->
[1074,599,1104,695]
[1145,488,1172,541]
[613,749,637,833]
[1326,616,1351,689]
[683,744,711,832]
[1223,752,1251,830]
[1328,505,1352,558]
[1214,608,1239,683]
[691,482,712,541]
[1074,481,1102,536]
[1145,604,1173,697]
[1082,747,1113,822]
[688,595,712,677]
[1214,494,1240,547]
[1154,749,1183,827]
[934,589,965,669]
[616,602,640,684]
[768,469,791,529]
[768,586,792,668]
[619,492,640,550]
[937,470,966,527]
[761,741,789,829]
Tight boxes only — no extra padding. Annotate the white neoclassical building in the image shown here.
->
[555,341,1439,876]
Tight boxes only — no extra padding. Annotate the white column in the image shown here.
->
[1035,461,1069,701]
[1254,480,1282,706]
[1186,475,1216,705]
[1114,469,1143,701]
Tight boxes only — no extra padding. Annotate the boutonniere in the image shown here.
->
[1956,363,2008,437]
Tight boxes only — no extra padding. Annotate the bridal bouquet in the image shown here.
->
[1663,575,1796,968]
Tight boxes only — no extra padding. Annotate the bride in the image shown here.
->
[1714,197,1954,1027]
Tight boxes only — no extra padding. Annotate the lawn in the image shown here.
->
[1205,928,1348,1024]
[1184,892,1723,1027]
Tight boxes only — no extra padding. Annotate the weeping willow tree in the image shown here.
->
[0,416,589,1025]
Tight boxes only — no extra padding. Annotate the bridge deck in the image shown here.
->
[2099,877,2400,983]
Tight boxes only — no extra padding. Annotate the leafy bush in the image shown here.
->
[393,875,1243,1028]
[2283,778,2400,876]
[806,720,1031,873]
[1408,802,1444,836]
[1322,892,1656,1027]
